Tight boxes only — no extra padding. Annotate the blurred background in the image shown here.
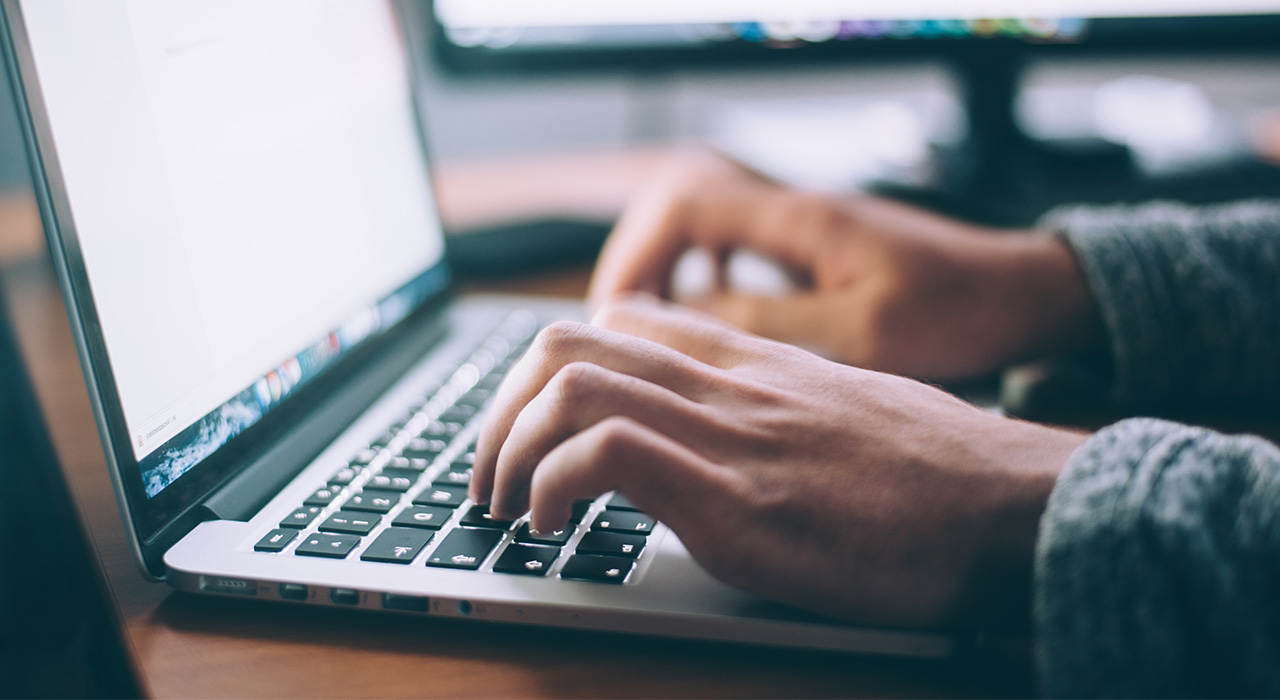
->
[416,0,1280,272]
[415,38,1280,193]
[4,2,1280,260]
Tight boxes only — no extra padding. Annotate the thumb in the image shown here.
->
[689,292,833,350]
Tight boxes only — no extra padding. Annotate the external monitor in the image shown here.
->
[426,1,1280,223]
[429,1,1280,71]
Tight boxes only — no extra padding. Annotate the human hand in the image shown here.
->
[471,295,1087,628]
[588,150,1102,380]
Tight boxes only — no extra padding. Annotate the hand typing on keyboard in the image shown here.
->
[585,149,1100,382]
[472,294,1086,629]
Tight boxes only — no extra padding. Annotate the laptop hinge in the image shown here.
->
[202,310,452,522]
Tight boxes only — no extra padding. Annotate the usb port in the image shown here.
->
[278,583,308,601]
[329,588,360,606]
[382,593,428,612]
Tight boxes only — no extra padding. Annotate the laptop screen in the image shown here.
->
[16,0,447,499]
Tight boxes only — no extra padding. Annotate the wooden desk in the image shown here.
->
[0,155,1034,698]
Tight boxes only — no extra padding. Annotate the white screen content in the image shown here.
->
[20,0,443,458]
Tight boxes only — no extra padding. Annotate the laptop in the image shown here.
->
[1,0,951,657]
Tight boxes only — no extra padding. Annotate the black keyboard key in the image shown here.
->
[421,421,463,439]
[402,437,447,459]
[385,456,430,472]
[255,528,298,552]
[344,489,400,514]
[280,506,322,529]
[328,466,360,487]
[592,511,655,536]
[492,544,559,576]
[457,503,515,530]
[319,511,380,536]
[366,474,414,492]
[349,448,380,467]
[294,533,361,559]
[604,492,642,512]
[413,484,467,508]
[576,531,646,558]
[568,500,593,524]
[361,528,433,564]
[303,486,342,507]
[381,466,422,482]
[433,466,472,487]
[559,555,633,583]
[424,528,503,570]
[392,505,453,530]
[515,523,573,546]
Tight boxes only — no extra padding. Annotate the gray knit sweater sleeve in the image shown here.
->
[1035,418,1280,697]
[1030,199,1280,696]
[1041,199,1280,407]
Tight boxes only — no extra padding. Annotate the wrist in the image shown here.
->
[961,418,1087,632]
[988,232,1105,365]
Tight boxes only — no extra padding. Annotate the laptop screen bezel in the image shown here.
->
[0,0,456,578]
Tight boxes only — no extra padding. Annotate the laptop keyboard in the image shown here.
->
[252,312,659,585]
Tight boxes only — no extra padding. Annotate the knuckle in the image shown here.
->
[585,416,643,467]
[547,361,603,407]
[534,320,589,357]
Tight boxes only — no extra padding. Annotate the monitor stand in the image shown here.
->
[873,46,1280,228]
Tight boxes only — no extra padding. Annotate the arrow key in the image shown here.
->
[590,510,655,536]
[559,554,634,584]
[515,523,573,546]
[576,531,645,559]
[361,528,433,564]
[492,544,560,577]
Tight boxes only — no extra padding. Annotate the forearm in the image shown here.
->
[1034,418,1280,697]
[1041,199,1280,408]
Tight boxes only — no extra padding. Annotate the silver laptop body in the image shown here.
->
[1,0,951,657]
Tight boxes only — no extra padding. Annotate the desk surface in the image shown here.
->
[0,155,1035,699]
